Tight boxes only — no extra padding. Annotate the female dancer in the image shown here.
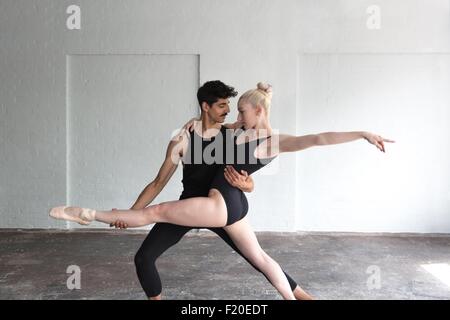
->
[50,82,395,299]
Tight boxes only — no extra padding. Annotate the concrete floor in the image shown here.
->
[0,229,449,300]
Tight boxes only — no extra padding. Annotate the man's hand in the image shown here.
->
[224,120,244,130]
[183,117,200,132]
[224,165,253,192]
[109,208,129,229]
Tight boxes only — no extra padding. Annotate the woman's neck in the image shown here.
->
[253,119,272,137]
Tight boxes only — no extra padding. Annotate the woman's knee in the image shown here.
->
[143,204,164,223]
[248,249,270,268]
[260,250,272,262]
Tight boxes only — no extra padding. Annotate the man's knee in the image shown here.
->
[134,250,145,268]
[134,248,156,269]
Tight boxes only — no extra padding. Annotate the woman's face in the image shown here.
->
[237,101,258,129]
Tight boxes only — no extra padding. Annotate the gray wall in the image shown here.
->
[1,0,449,232]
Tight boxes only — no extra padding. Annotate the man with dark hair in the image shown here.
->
[196,80,238,107]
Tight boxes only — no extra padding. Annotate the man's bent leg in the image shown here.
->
[135,222,193,299]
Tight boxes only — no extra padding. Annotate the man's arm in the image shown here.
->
[182,118,243,132]
[223,121,243,130]
[130,131,187,210]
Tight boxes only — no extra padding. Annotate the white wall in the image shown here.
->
[296,53,450,233]
[0,0,449,232]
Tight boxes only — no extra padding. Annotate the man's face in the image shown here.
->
[203,98,230,123]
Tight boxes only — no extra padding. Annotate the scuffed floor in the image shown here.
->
[0,229,449,300]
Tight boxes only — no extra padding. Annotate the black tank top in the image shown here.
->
[180,125,227,199]
[229,128,276,174]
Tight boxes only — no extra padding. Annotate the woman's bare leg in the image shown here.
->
[224,217,295,300]
[50,189,228,228]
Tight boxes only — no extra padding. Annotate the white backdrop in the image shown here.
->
[0,0,449,232]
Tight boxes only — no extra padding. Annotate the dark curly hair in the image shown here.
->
[197,80,238,110]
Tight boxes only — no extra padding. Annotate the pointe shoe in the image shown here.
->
[49,206,95,225]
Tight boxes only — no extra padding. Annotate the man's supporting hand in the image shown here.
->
[110,208,129,229]
[224,165,253,192]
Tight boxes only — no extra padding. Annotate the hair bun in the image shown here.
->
[257,82,273,98]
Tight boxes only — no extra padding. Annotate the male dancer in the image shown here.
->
[112,81,311,300]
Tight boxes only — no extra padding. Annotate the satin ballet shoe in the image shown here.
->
[49,206,95,225]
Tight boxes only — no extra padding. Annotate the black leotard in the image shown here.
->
[210,129,276,226]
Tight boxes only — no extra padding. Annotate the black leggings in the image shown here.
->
[134,222,298,298]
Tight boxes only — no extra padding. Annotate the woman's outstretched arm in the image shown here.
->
[315,131,395,152]
[316,131,366,146]
[271,131,395,155]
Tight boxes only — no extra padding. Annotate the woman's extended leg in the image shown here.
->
[49,189,228,228]
[223,217,295,300]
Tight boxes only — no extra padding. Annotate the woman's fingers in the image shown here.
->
[371,135,385,152]
[367,133,395,152]
[379,140,385,152]
[371,138,382,152]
